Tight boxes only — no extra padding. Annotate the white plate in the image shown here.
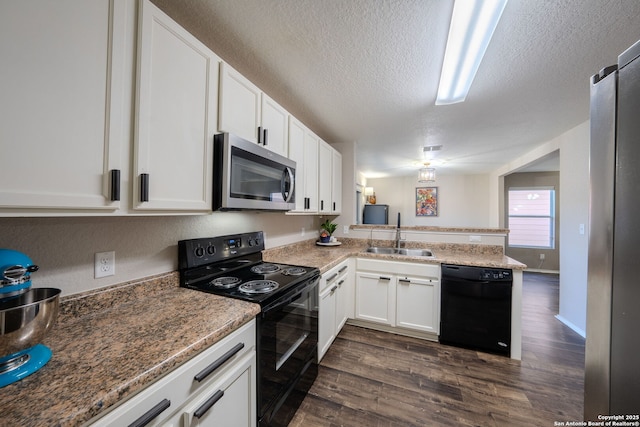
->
[316,241,342,246]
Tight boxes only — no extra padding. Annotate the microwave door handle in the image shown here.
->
[282,167,295,202]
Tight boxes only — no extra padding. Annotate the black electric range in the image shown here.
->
[178,231,319,427]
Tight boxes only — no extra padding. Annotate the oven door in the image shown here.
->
[257,276,318,424]
[215,133,295,211]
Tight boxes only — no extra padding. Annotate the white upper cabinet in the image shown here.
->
[219,63,289,157]
[318,140,333,214]
[218,62,262,143]
[0,0,133,214]
[134,0,219,211]
[316,139,342,215]
[287,117,319,214]
[288,117,307,212]
[302,128,320,213]
[260,93,289,157]
[331,149,342,214]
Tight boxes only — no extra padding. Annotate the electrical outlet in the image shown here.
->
[539,253,545,260]
[95,251,115,278]
[469,235,481,242]
[343,225,349,234]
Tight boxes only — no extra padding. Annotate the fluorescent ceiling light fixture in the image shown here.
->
[436,0,508,105]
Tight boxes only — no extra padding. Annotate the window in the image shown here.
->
[508,188,555,248]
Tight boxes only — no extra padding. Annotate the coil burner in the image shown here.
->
[282,267,307,276]
[209,277,241,289]
[251,264,281,274]
[239,280,279,294]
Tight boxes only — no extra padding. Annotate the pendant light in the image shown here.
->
[418,163,436,182]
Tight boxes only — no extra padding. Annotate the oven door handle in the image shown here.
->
[263,278,318,313]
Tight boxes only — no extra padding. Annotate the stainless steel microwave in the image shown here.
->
[213,133,296,211]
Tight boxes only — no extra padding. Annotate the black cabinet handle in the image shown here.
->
[321,200,324,210]
[140,173,149,202]
[194,342,244,382]
[263,128,268,146]
[194,390,224,419]
[330,285,338,293]
[110,169,121,201]
[338,280,344,286]
[257,126,263,144]
[399,278,411,284]
[333,202,336,211]
[304,197,310,210]
[338,266,348,273]
[128,399,170,427]
[326,273,338,283]
[379,276,391,281]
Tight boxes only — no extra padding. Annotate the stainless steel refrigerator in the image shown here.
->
[586,38,640,418]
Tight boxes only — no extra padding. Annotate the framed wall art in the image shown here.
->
[416,187,438,217]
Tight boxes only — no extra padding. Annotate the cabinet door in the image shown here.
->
[318,283,337,361]
[134,0,218,211]
[355,272,396,326]
[261,94,289,157]
[318,140,332,214]
[288,117,306,212]
[219,62,261,143]
[0,0,130,213]
[181,352,256,427]
[335,274,349,332]
[303,129,319,212]
[331,149,342,214]
[396,276,439,334]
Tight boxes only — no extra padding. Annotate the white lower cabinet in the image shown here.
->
[87,320,256,427]
[396,276,439,334]
[318,260,352,361]
[354,271,396,326]
[355,259,440,337]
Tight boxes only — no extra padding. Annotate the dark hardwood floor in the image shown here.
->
[290,272,585,426]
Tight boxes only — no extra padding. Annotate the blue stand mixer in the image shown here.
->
[0,249,61,388]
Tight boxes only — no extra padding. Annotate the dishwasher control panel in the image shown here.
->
[481,269,512,281]
[441,264,513,282]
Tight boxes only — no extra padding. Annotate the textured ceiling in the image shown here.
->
[151,0,640,177]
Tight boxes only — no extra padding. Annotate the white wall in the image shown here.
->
[489,120,589,336]
[0,213,319,296]
[557,122,590,336]
[365,174,491,227]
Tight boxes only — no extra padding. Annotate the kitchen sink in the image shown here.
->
[365,247,434,257]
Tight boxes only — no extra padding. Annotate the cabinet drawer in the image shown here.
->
[181,351,256,427]
[87,320,255,426]
[357,258,439,278]
[320,260,349,292]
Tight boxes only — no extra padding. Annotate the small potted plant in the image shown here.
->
[319,219,338,243]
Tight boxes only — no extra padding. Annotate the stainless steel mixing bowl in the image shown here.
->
[0,288,61,357]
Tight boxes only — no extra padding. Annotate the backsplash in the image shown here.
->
[0,213,320,296]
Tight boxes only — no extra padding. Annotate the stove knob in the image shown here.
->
[248,238,255,246]
[206,245,215,255]
[194,246,204,257]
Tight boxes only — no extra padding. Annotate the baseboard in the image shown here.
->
[525,268,559,274]
[555,314,586,338]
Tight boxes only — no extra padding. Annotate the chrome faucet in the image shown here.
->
[395,212,404,249]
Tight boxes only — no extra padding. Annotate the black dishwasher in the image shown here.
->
[440,264,512,356]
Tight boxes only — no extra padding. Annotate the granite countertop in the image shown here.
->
[263,238,526,273]
[0,272,260,427]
